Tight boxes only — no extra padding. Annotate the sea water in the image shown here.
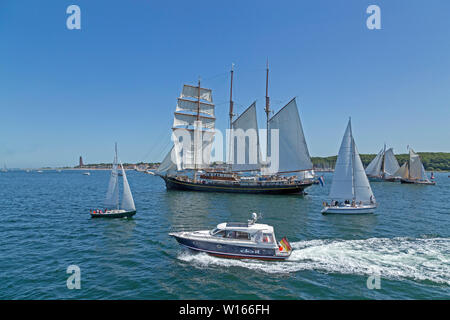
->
[0,170,448,299]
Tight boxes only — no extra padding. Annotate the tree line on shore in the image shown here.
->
[311,152,450,171]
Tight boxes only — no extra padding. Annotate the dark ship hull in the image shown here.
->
[162,176,313,194]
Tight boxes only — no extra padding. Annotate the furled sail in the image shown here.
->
[365,149,383,177]
[105,149,119,209]
[383,148,400,177]
[267,98,312,173]
[120,163,135,211]
[231,102,262,172]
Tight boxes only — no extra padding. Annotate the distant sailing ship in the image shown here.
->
[365,145,400,182]
[399,148,435,185]
[1,164,7,173]
[322,119,377,214]
[91,143,136,218]
[156,65,315,194]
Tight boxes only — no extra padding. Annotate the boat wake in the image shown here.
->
[177,237,450,285]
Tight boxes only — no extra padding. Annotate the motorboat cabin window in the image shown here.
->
[210,228,225,237]
[262,233,274,243]
[225,231,236,238]
[224,230,250,240]
[235,231,250,240]
[213,230,226,237]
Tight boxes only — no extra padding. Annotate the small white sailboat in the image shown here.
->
[365,145,400,182]
[90,143,136,218]
[1,164,8,172]
[322,119,377,215]
[399,148,435,185]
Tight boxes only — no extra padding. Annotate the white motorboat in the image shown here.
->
[170,213,292,260]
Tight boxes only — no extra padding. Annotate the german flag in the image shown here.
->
[279,237,292,252]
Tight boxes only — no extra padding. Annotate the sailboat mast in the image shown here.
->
[350,121,356,201]
[115,143,119,209]
[265,60,270,158]
[228,65,234,165]
[382,143,386,176]
[196,79,201,120]
[229,64,234,130]
[193,79,201,176]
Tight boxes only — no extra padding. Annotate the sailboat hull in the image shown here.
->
[400,179,435,185]
[162,176,313,194]
[91,210,136,219]
[321,205,376,215]
[368,176,400,182]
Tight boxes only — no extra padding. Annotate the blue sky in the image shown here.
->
[1,0,450,168]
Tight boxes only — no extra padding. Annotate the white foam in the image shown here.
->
[177,237,450,285]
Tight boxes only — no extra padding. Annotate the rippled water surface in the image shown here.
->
[0,170,449,299]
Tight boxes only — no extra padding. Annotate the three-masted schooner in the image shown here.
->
[399,148,435,185]
[156,65,315,194]
[91,143,137,218]
[365,145,401,182]
[322,119,377,214]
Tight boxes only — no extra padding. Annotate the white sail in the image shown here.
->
[352,138,375,203]
[383,148,400,177]
[231,102,262,171]
[173,112,215,129]
[172,84,216,170]
[156,146,177,174]
[409,149,429,181]
[176,98,215,117]
[409,149,422,180]
[267,98,312,173]
[329,120,354,201]
[105,147,119,209]
[365,149,383,177]
[120,163,135,211]
[181,85,213,103]
[329,119,374,203]
[172,127,215,170]
[395,162,409,179]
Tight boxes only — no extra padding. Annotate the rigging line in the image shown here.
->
[202,71,229,82]
[139,119,172,162]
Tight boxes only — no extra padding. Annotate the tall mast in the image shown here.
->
[196,78,201,120]
[228,64,234,165]
[382,143,386,176]
[265,60,270,158]
[229,64,234,130]
[194,78,201,176]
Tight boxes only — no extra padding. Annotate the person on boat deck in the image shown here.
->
[370,195,374,204]
[351,200,356,207]
[344,200,350,205]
